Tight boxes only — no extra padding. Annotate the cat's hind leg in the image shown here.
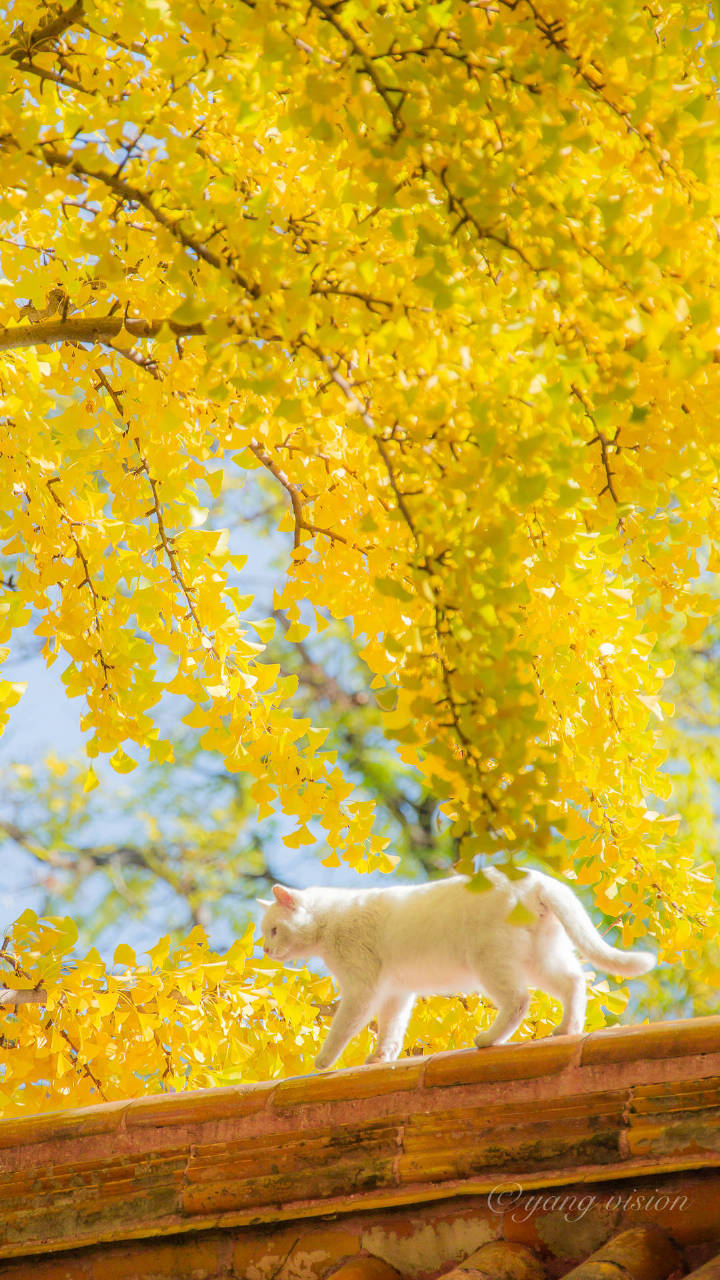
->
[366,993,414,1064]
[541,965,587,1036]
[473,983,530,1048]
[531,927,588,1036]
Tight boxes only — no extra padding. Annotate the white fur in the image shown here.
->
[259,872,654,1070]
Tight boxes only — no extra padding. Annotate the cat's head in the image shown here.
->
[259,885,316,961]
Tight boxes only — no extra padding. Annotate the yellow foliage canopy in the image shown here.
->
[0,910,621,1113]
[0,0,718,1110]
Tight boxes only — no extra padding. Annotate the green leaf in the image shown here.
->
[505,902,537,926]
[467,871,494,893]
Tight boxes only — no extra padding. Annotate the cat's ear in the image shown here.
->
[272,884,298,911]
[256,898,272,908]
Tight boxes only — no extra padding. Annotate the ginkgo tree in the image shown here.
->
[0,0,719,1114]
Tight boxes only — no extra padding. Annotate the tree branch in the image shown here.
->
[0,987,47,1006]
[10,58,92,95]
[46,474,113,689]
[303,343,419,541]
[2,0,84,60]
[306,0,407,134]
[41,146,259,294]
[248,439,362,551]
[0,313,206,352]
[571,383,620,506]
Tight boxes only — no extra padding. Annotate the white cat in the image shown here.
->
[259,870,655,1070]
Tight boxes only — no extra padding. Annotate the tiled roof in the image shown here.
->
[1,1017,720,1278]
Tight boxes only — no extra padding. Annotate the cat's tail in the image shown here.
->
[538,876,655,977]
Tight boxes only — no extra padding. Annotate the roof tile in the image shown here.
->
[582,1017,720,1067]
[424,1037,579,1088]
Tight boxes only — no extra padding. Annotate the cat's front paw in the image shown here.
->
[473,1030,497,1049]
[314,1050,334,1071]
[365,1047,401,1065]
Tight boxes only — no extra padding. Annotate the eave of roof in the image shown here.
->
[1,1016,720,1260]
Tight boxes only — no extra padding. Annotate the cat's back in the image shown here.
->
[307,872,520,943]
[364,873,520,993]
[312,872,512,914]
[308,873,539,994]
[377,870,517,923]
[358,872,519,945]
